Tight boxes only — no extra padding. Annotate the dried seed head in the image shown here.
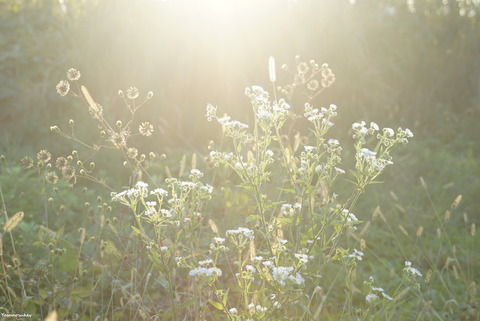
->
[4,211,24,232]
[127,147,138,159]
[268,56,276,83]
[56,80,70,96]
[208,219,218,234]
[191,153,197,169]
[249,239,257,260]
[55,157,68,169]
[165,166,172,178]
[416,226,424,237]
[67,68,81,81]
[398,225,409,236]
[127,87,139,99]
[44,310,58,321]
[419,176,427,189]
[139,122,154,137]
[451,195,462,209]
[20,156,34,169]
[360,238,366,251]
[37,150,51,163]
[425,269,432,283]
[45,172,59,184]
[390,191,398,201]
[444,210,451,223]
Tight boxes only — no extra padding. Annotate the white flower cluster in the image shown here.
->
[304,103,337,126]
[248,303,268,314]
[280,203,302,216]
[341,209,358,223]
[188,266,222,278]
[226,227,255,240]
[344,248,364,261]
[210,237,228,252]
[110,181,150,207]
[404,261,422,278]
[357,147,393,172]
[217,115,249,131]
[364,276,394,303]
[189,258,222,279]
[244,85,291,129]
[271,266,305,287]
[111,169,213,221]
[295,252,313,265]
[341,209,359,231]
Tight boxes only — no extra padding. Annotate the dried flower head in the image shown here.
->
[127,87,139,99]
[139,122,153,136]
[37,150,51,163]
[62,165,76,180]
[67,68,81,81]
[307,79,319,91]
[55,157,69,169]
[109,131,129,148]
[45,172,59,184]
[297,61,309,74]
[127,147,138,159]
[20,156,34,169]
[56,80,70,96]
[321,64,336,88]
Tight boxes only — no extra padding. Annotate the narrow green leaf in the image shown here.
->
[208,300,224,311]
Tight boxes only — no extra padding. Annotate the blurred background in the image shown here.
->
[1,0,479,148]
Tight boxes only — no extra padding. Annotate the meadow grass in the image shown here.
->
[0,57,478,321]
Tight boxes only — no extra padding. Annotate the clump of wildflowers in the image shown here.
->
[404,261,422,278]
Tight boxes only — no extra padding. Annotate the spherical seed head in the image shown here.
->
[127,87,139,99]
[139,122,153,136]
[37,150,51,163]
[45,172,59,184]
[56,80,70,96]
[55,157,68,169]
[62,165,76,180]
[127,147,138,159]
[20,156,34,169]
[67,68,81,81]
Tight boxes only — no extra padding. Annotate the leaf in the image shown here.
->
[276,217,293,225]
[208,300,224,311]
[70,286,93,298]
[131,225,142,235]
[222,289,229,306]
[4,211,24,232]
[56,225,65,238]
[276,188,296,194]
[246,215,261,223]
